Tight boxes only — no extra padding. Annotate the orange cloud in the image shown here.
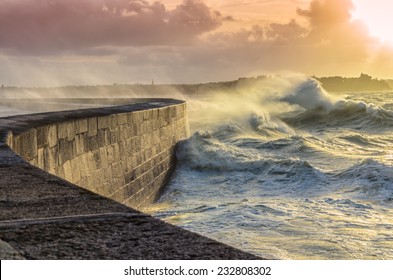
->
[297,0,354,27]
[192,0,382,77]
[1,0,393,86]
[0,0,222,55]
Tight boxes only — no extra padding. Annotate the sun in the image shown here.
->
[352,0,393,44]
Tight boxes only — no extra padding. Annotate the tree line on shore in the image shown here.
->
[1,74,392,98]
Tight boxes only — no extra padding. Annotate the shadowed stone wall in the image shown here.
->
[6,99,187,209]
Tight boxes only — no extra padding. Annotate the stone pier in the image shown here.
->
[0,99,258,260]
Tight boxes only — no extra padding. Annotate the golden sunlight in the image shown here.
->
[352,0,393,44]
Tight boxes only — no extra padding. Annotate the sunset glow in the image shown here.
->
[1,1,393,264]
[0,0,393,86]
[352,0,393,44]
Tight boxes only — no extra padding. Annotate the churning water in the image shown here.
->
[146,77,393,259]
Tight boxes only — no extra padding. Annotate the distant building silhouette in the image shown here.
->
[316,74,391,92]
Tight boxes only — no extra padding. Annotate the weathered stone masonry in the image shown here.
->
[6,99,187,209]
[0,99,259,259]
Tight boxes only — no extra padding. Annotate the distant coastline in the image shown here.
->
[1,74,392,99]
[314,73,392,92]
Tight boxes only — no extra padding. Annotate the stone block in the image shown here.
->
[126,112,134,123]
[78,176,89,189]
[169,107,176,119]
[78,153,89,178]
[36,125,49,148]
[159,116,167,127]
[44,147,58,171]
[133,123,141,136]
[131,112,142,123]
[106,145,114,165]
[99,147,108,168]
[145,148,153,161]
[30,157,38,166]
[17,129,38,161]
[37,148,44,169]
[151,146,157,158]
[117,113,128,125]
[57,122,68,139]
[104,129,111,145]
[87,152,97,174]
[139,159,150,175]
[135,154,143,166]
[119,141,128,160]
[63,161,73,182]
[109,129,119,144]
[66,122,76,141]
[143,134,153,147]
[112,177,125,194]
[125,170,137,184]
[152,130,160,145]
[152,164,161,177]
[85,175,95,191]
[96,129,107,147]
[119,125,128,141]
[158,108,165,117]
[112,143,120,163]
[94,172,106,194]
[48,124,58,148]
[87,135,99,152]
[87,117,98,137]
[93,149,102,170]
[70,158,81,183]
[75,134,87,155]
[55,165,65,179]
[58,139,75,165]
[147,120,154,133]
[130,136,141,152]
[140,122,146,135]
[103,166,113,182]
[125,156,133,174]
[110,115,118,131]
[125,138,132,152]
[143,109,151,121]
[112,161,123,179]
[75,119,88,134]
[152,108,158,119]
[29,129,38,160]
[97,116,110,129]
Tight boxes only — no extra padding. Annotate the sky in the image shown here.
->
[0,0,392,87]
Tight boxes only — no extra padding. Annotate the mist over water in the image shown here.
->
[0,84,186,118]
[146,77,393,259]
[1,76,392,259]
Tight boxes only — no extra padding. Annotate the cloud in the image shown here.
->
[205,0,376,74]
[137,0,390,80]
[296,0,370,45]
[1,0,393,86]
[0,0,222,55]
[297,0,354,27]
[266,19,308,41]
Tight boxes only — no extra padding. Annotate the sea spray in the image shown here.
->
[147,77,393,260]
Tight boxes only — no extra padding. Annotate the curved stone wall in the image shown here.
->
[5,99,187,210]
[0,98,260,260]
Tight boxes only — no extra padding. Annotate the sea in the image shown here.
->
[145,77,393,260]
[1,77,392,260]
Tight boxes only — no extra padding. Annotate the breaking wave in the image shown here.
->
[149,77,393,259]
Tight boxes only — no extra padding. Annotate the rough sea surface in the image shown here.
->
[146,78,393,259]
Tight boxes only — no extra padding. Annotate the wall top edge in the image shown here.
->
[0,98,185,139]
